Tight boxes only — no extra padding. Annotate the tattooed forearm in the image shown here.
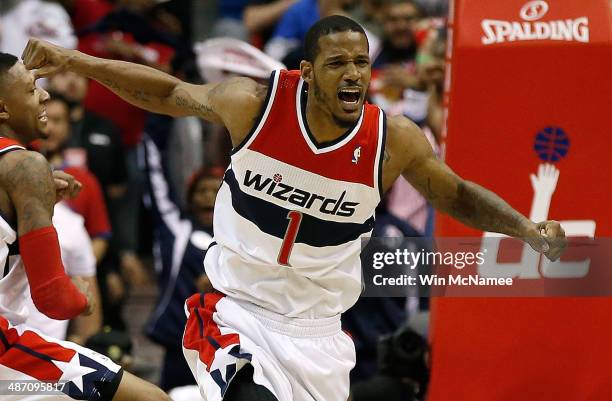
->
[100,79,153,103]
[127,88,152,102]
[101,78,121,92]
[175,95,214,117]
[450,181,530,237]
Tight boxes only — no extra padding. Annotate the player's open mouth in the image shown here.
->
[38,110,47,123]
[337,88,361,111]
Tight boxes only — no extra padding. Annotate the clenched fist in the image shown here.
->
[21,38,75,78]
[71,276,95,316]
[524,220,567,261]
[53,170,82,201]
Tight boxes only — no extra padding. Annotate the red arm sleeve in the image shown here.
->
[19,227,88,320]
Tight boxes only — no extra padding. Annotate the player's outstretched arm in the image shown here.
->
[0,151,92,319]
[21,39,265,136]
[387,115,567,261]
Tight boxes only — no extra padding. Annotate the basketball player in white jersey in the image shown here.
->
[0,53,172,401]
[21,16,566,401]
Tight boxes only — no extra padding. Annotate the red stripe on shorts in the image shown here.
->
[183,292,241,372]
[1,315,76,381]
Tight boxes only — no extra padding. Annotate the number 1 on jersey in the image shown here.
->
[278,210,302,266]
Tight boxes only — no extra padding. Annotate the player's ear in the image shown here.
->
[300,61,313,85]
[0,100,9,122]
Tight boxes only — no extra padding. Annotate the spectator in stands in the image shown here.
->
[264,0,355,67]
[350,0,389,41]
[0,0,76,58]
[39,93,112,258]
[243,0,297,49]
[36,93,129,329]
[212,0,250,41]
[413,0,448,17]
[47,71,136,329]
[25,201,102,345]
[417,28,446,141]
[370,0,440,237]
[58,0,113,32]
[142,133,222,391]
[370,0,422,119]
[48,71,128,215]
[76,0,183,289]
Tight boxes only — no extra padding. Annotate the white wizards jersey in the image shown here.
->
[204,70,387,318]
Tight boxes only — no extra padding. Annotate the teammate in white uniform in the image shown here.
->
[0,53,171,401]
[23,16,567,401]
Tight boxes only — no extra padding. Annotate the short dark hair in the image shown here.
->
[0,53,19,92]
[303,15,368,62]
[0,53,18,75]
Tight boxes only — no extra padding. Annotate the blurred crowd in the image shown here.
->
[0,0,448,399]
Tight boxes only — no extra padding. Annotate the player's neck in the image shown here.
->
[304,96,349,143]
[0,125,23,144]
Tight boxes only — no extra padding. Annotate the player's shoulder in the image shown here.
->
[210,75,270,140]
[213,76,268,106]
[0,149,51,190]
[385,114,430,155]
[0,149,47,173]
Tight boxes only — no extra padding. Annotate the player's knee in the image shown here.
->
[112,371,172,401]
[134,380,172,401]
[149,385,173,401]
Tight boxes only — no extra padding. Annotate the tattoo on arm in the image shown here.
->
[128,89,152,102]
[383,150,391,163]
[450,181,529,237]
[0,152,55,235]
[101,78,121,92]
[100,78,152,103]
[175,95,214,117]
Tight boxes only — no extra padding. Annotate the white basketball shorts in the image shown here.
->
[182,292,355,401]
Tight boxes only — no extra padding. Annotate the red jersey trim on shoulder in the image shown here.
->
[231,70,281,156]
[0,137,26,155]
[295,78,365,154]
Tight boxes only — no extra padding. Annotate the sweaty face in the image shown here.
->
[384,3,420,49]
[0,62,49,142]
[40,100,71,154]
[309,31,371,127]
[49,71,88,103]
